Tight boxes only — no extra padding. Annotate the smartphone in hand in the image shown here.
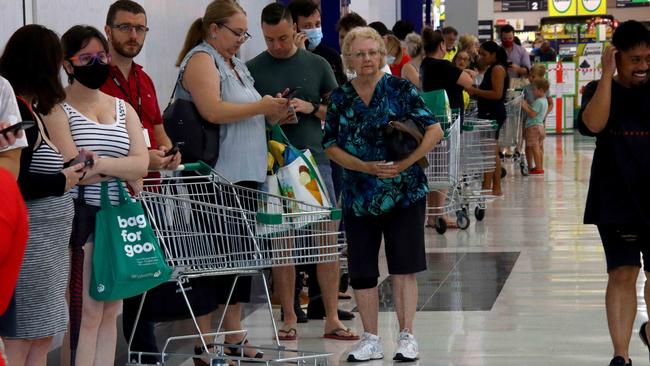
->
[164,142,184,157]
[282,87,300,100]
[70,149,94,171]
[0,120,35,136]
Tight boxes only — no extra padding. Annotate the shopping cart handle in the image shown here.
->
[176,161,213,175]
[256,208,342,225]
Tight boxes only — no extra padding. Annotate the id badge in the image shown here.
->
[142,128,151,148]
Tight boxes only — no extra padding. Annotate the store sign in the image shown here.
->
[549,0,576,15]
[502,0,548,11]
[578,0,607,14]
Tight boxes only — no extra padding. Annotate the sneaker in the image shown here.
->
[393,329,419,361]
[609,356,632,366]
[529,168,544,175]
[346,332,383,362]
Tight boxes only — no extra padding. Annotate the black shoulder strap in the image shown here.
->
[166,50,221,109]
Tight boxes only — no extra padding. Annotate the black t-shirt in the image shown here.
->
[420,57,464,110]
[313,43,347,87]
[577,79,650,225]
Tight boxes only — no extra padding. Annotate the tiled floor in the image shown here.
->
[56,134,650,365]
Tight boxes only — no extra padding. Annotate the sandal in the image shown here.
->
[194,343,236,366]
[224,338,264,359]
[277,327,298,341]
[323,327,359,341]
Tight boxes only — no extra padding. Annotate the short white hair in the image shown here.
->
[341,26,387,72]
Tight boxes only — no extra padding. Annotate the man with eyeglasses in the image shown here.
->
[247,3,359,343]
[100,1,180,363]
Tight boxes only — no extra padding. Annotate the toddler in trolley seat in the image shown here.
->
[521,78,550,175]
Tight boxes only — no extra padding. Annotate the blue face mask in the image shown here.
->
[301,27,323,50]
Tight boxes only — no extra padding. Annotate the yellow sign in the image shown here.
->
[549,0,577,16]
[578,0,607,15]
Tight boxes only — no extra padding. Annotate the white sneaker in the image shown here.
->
[393,329,419,361]
[346,332,384,362]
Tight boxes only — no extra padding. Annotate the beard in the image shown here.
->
[112,39,143,58]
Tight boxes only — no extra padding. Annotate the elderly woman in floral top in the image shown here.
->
[323,27,442,362]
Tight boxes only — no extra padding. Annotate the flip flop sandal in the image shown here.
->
[223,339,264,359]
[323,327,360,341]
[277,328,298,341]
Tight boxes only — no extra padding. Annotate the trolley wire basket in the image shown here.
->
[425,113,462,228]
[460,117,498,175]
[127,162,343,365]
[499,91,529,176]
[499,91,524,149]
[454,116,501,229]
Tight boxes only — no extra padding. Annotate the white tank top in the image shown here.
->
[63,98,131,206]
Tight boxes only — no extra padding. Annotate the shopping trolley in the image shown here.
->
[127,162,344,366]
[458,117,499,224]
[425,112,462,234]
[499,91,527,177]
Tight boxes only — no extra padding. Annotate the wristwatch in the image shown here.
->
[308,102,319,116]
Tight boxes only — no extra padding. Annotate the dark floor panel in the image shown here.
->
[374,252,520,312]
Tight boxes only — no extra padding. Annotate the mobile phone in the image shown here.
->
[282,87,300,99]
[164,142,184,157]
[70,149,94,171]
[0,120,35,136]
[377,161,394,166]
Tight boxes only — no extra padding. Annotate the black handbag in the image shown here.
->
[383,118,429,168]
[163,74,220,166]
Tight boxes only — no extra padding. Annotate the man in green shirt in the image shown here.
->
[247,3,357,342]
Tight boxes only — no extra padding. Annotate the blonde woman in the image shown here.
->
[400,32,424,90]
[324,27,442,362]
[174,0,287,362]
[459,33,480,70]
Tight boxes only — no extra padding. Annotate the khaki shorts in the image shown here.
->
[525,125,545,148]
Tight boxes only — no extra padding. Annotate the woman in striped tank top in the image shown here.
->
[0,25,88,366]
[44,26,148,366]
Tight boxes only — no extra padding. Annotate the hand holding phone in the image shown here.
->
[0,120,35,136]
[282,87,300,100]
[164,142,184,157]
[70,148,95,172]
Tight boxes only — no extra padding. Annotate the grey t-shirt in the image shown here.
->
[247,49,338,164]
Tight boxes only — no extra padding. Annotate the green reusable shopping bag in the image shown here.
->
[90,180,171,301]
[420,89,451,117]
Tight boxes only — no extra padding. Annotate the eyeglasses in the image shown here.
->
[349,50,380,59]
[68,52,111,66]
[219,23,252,42]
[111,23,149,35]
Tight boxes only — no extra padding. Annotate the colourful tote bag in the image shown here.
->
[90,181,172,301]
[267,124,330,209]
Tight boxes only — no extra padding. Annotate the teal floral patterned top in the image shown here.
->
[323,73,437,217]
